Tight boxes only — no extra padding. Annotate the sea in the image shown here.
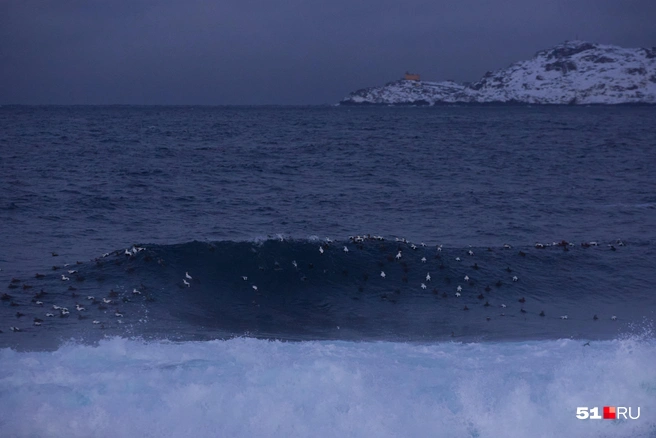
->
[0,105,655,437]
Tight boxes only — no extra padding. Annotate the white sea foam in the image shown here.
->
[0,336,654,437]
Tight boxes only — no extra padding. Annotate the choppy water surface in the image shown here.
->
[0,106,655,437]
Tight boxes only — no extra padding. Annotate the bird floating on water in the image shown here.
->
[380,271,386,278]
[426,273,431,281]
[61,275,69,281]
[512,276,518,282]
[396,251,402,260]
[183,279,190,287]
[421,257,426,263]
[185,272,192,280]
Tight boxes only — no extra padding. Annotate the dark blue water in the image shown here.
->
[1,105,655,349]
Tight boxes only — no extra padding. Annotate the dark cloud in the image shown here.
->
[1,0,654,104]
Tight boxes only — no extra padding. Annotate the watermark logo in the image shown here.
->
[576,406,640,420]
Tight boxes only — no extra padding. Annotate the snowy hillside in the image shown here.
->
[341,41,656,105]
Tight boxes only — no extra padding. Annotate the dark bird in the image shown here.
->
[583,342,591,347]
[539,311,545,317]
[518,297,526,303]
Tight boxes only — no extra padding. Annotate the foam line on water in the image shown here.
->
[0,336,655,437]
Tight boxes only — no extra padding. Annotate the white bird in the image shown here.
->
[464,275,469,281]
[242,276,248,281]
[421,283,427,290]
[611,316,617,321]
[426,273,431,282]
[132,289,141,295]
[325,237,333,243]
[52,305,61,310]
[457,285,462,292]
[185,272,192,280]
[92,320,101,324]
[292,260,298,268]
[512,276,518,282]
[343,246,349,253]
[501,304,507,308]
[35,301,43,306]
[124,249,132,256]
[455,292,461,297]
[61,275,69,281]
[87,296,94,300]
[380,271,386,278]
[411,244,417,250]
[455,257,461,261]
[61,309,69,315]
[421,257,426,263]
[319,246,324,254]
[468,250,474,256]
[252,285,258,291]
[183,279,190,287]
[503,244,512,249]
[396,251,402,260]
[33,321,41,326]
[115,312,123,318]
[560,315,568,320]
[46,313,54,317]
[10,327,20,332]
[421,242,426,247]
[76,304,85,311]
[103,298,112,304]
[437,245,443,252]
[68,270,78,274]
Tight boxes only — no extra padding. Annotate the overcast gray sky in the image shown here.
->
[1,0,654,104]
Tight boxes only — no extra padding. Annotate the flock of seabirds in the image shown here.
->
[1,236,626,338]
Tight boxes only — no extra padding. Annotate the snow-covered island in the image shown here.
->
[340,41,656,105]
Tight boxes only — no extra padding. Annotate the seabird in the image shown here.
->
[539,311,545,317]
[380,271,386,278]
[35,301,43,306]
[463,305,469,311]
[52,305,61,310]
[76,304,85,311]
[503,244,512,249]
[560,315,568,320]
[292,260,298,268]
[421,283,427,290]
[485,285,491,292]
[60,309,69,316]
[468,250,474,256]
[33,321,41,326]
[611,316,617,320]
[464,275,469,281]
[455,292,461,297]
[343,246,349,253]
[500,304,507,308]
[87,296,94,300]
[252,285,258,291]
[46,313,54,317]
[421,257,426,263]
[183,279,190,287]
[535,243,545,249]
[16,312,25,318]
[242,276,248,281]
[512,276,518,282]
[456,285,462,292]
[9,327,20,332]
[68,270,78,274]
[583,342,590,347]
[411,244,417,250]
[455,257,461,261]
[484,300,490,307]
[93,320,101,324]
[319,246,324,254]
[520,308,527,314]
[132,289,141,295]
[593,315,598,320]
[61,275,69,281]
[102,298,112,304]
[396,251,402,260]
[115,312,123,317]
[519,251,526,257]
[437,245,442,252]
[477,293,484,300]
[185,272,192,280]
[518,297,525,303]
[426,273,431,281]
